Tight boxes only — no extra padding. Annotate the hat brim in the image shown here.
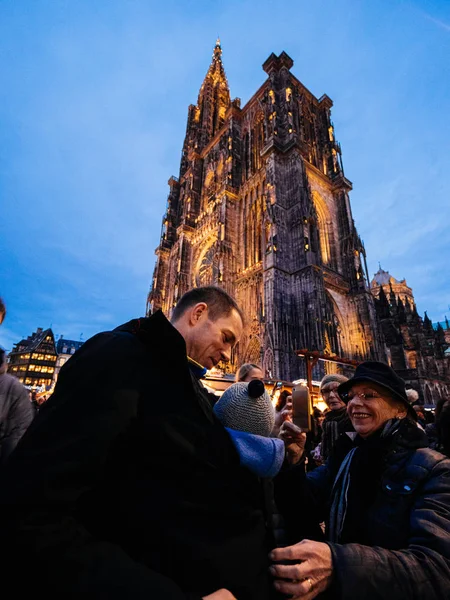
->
[338,376,417,420]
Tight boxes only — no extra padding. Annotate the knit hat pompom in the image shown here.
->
[213,381,274,437]
[320,373,348,390]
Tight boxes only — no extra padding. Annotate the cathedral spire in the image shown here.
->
[196,38,231,148]
[423,310,433,331]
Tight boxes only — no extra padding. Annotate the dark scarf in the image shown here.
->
[328,418,427,544]
[321,406,354,461]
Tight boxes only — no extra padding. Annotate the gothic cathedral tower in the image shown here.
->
[147,41,385,380]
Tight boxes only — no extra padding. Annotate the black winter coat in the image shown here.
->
[0,312,273,600]
[275,420,450,599]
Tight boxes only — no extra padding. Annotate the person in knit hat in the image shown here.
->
[320,374,348,411]
[214,379,274,437]
[214,380,285,479]
[318,373,354,462]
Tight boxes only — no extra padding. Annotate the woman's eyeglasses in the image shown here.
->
[345,391,382,401]
[321,387,340,397]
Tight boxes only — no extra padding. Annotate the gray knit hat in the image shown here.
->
[320,373,348,390]
[213,380,275,437]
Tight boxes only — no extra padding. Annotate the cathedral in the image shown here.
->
[147,41,449,394]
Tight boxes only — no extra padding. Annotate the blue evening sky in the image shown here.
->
[1,0,449,351]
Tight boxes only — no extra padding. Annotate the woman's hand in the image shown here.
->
[270,540,333,598]
[279,420,306,465]
[272,398,293,437]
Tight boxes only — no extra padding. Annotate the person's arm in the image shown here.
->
[274,421,332,543]
[0,332,225,600]
[225,428,285,477]
[1,380,34,464]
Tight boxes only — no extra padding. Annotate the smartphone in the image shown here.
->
[291,385,311,432]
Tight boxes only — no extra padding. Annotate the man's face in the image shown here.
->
[321,382,346,411]
[186,307,243,370]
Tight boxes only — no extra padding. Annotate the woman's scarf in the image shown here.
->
[321,406,354,461]
[328,418,403,543]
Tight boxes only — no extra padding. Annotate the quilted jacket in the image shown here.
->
[275,420,450,599]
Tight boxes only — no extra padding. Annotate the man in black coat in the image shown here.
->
[0,287,273,600]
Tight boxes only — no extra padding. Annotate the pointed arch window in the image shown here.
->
[311,191,332,266]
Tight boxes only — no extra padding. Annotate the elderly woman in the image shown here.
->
[272,361,450,599]
[318,373,353,462]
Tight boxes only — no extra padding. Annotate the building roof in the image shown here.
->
[371,267,399,287]
[56,338,84,354]
[11,328,54,354]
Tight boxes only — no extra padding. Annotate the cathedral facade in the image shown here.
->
[147,41,386,381]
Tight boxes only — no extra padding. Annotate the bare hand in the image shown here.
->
[270,540,333,599]
[272,399,293,437]
[279,420,306,464]
[202,589,236,600]
[280,398,293,423]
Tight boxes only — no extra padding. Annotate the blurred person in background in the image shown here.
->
[437,399,450,458]
[0,297,6,325]
[236,363,264,382]
[0,348,34,466]
[317,374,353,462]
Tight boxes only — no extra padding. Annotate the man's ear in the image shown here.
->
[189,302,208,325]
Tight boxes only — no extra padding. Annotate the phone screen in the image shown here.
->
[291,386,311,432]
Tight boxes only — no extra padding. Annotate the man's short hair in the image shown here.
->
[171,286,244,326]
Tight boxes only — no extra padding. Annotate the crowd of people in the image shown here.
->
[0,287,449,599]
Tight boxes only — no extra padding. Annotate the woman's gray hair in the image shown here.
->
[406,389,419,404]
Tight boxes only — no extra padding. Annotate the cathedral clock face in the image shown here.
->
[195,245,218,287]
